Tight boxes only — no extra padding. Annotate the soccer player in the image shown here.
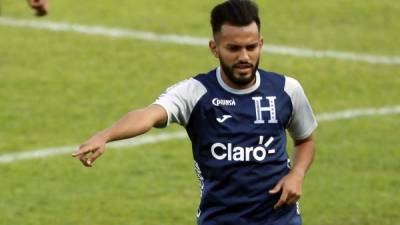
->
[72,0,317,224]
[27,0,48,16]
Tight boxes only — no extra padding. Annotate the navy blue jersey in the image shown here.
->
[154,67,317,225]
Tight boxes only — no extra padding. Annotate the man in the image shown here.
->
[72,0,317,224]
[27,0,48,16]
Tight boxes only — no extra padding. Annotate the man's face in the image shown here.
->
[210,22,264,88]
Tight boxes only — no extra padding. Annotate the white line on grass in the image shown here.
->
[0,132,187,164]
[1,17,399,65]
[316,105,400,121]
[0,105,399,164]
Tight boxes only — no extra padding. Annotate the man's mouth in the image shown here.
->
[234,63,252,74]
[234,63,252,69]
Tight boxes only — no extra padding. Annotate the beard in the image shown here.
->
[219,58,260,87]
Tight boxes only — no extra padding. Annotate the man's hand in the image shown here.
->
[27,0,48,16]
[269,135,315,209]
[72,133,108,167]
[269,170,304,209]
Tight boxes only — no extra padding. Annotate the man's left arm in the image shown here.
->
[269,76,317,209]
[269,135,315,209]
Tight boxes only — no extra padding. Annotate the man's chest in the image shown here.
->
[190,92,293,135]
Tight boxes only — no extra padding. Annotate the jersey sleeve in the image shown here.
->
[153,78,207,127]
[284,76,318,140]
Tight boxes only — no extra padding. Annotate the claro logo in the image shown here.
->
[212,98,236,106]
[211,136,276,162]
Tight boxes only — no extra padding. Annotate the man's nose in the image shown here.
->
[238,49,250,61]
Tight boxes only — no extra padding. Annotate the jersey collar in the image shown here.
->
[216,67,261,95]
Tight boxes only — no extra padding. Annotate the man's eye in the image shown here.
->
[228,46,240,51]
[247,45,257,51]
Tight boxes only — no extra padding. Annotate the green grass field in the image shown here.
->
[0,0,399,225]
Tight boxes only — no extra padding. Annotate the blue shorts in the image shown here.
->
[197,202,302,225]
[265,203,302,225]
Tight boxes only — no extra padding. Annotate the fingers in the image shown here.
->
[86,147,104,166]
[269,180,283,194]
[76,146,96,167]
[72,144,94,157]
[34,4,48,16]
[286,195,300,205]
[29,0,47,8]
[269,180,286,209]
[35,8,48,17]
[274,190,288,209]
[269,178,301,209]
[274,191,300,209]
[28,0,39,7]
[79,153,92,167]
[72,144,104,167]
[37,0,48,16]
[28,0,48,16]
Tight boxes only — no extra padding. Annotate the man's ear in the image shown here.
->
[259,36,264,49]
[209,40,219,58]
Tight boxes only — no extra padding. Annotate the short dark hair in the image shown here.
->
[211,0,260,35]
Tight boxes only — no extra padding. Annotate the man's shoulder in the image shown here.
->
[192,68,217,84]
[258,69,302,91]
[258,69,286,81]
[258,69,288,92]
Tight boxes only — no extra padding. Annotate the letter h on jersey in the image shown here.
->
[252,96,278,124]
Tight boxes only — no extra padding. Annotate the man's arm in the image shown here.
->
[27,0,48,16]
[269,135,315,209]
[72,104,167,167]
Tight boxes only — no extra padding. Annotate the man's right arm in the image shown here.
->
[72,104,167,167]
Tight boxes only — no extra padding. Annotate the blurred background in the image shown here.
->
[0,0,399,225]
